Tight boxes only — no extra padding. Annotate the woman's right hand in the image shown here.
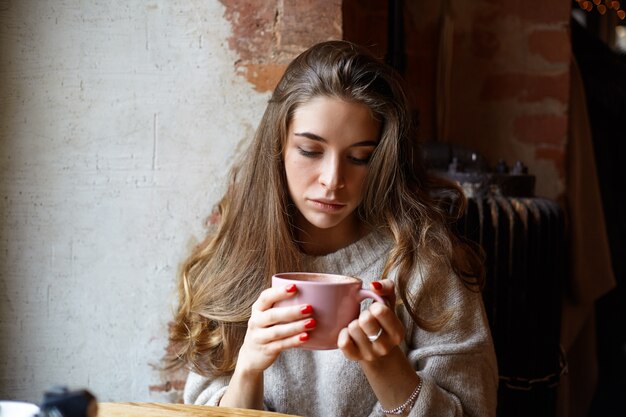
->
[220,284,314,409]
[236,284,316,374]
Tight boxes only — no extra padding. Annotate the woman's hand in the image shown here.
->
[221,284,315,409]
[337,279,405,362]
[236,284,316,374]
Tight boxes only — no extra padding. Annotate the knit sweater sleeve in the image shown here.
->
[183,371,229,406]
[185,370,284,412]
[396,269,499,417]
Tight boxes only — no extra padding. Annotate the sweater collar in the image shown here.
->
[300,230,392,277]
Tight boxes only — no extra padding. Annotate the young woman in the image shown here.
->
[169,40,498,416]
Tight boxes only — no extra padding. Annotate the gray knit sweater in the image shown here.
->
[184,231,498,416]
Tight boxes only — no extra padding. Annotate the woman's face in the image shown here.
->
[283,96,381,243]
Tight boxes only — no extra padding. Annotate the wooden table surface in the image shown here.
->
[98,402,301,417]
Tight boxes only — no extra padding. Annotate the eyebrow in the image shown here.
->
[294,132,378,147]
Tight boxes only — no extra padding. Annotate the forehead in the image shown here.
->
[289,96,380,141]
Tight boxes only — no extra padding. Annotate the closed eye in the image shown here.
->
[298,148,321,158]
[349,155,372,165]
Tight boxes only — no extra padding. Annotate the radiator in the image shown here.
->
[460,194,565,417]
[425,142,567,417]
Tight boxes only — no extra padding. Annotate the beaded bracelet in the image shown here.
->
[380,378,423,415]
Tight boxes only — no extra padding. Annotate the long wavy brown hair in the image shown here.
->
[168,40,484,377]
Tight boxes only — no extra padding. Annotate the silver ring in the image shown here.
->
[367,327,383,342]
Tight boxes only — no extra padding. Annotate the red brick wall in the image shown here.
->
[220,0,342,92]
[344,0,572,198]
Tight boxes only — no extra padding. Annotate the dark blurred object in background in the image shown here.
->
[571,18,626,417]
[39,387,97,417]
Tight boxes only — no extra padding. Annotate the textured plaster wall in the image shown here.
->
[0,0,269,402]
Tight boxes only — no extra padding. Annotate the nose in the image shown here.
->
[319,155,344,191]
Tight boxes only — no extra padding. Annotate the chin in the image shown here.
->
[302,212,352,231]
[306,218,343,230]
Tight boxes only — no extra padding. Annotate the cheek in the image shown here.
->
[284,159,312,196]
[283,152,297,183]
[347,168,369,190]
[286,157,315,183]
[284,163,297,194]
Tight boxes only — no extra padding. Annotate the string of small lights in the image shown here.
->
[575,0,626,20]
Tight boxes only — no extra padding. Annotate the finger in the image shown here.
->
[350,316,398,361]
[346,319,378,360]
[337,328,360,360]
[358,309,384,342]
[371,279,396,306]
[368,302,405,346]
[250,302,314,331]
[371,279,395,296]
[257,331,313,357]
[252,284,297,312]
[252,317,317,345]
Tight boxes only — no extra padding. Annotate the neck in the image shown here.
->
[295,214,366,256]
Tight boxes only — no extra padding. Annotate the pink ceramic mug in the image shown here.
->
[271,272,386,350]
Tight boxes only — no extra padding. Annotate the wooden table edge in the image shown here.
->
[97,402,301,417]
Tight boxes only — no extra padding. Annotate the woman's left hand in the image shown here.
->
[337,279,405,362]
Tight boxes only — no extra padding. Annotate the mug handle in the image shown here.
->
[357,288,388,307]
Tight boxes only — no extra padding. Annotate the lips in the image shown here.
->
[310,199,346,211]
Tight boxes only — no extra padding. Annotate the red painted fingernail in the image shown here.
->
[304,318,316,329]
[286,284,297,293]
[300,304,313,314]
[372,281,383,290]
[299,333,309,342]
